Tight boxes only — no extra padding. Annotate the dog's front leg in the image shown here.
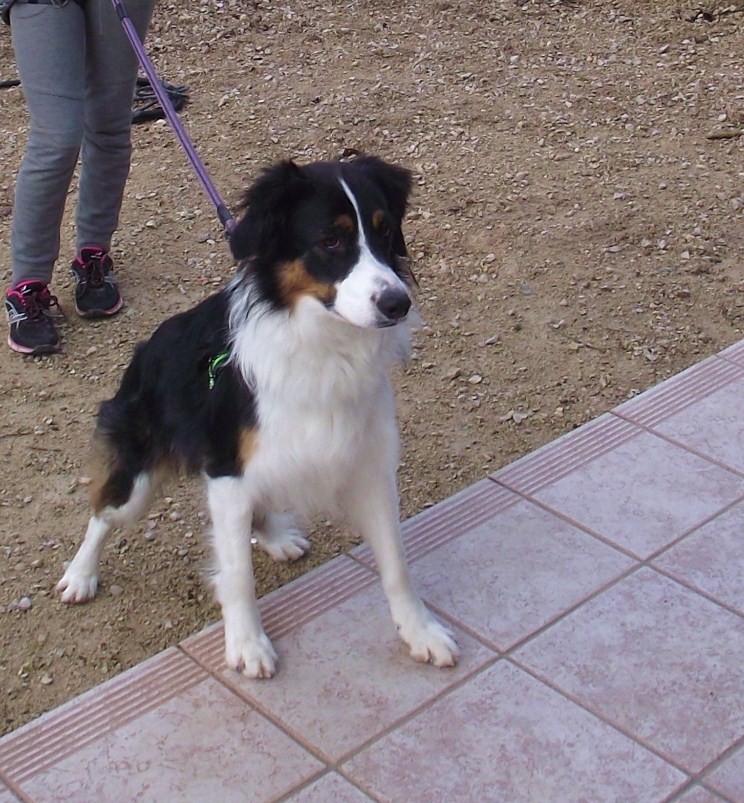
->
[207,476,277,679]
[342,457,460,668]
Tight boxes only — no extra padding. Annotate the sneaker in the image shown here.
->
[70,247,123,318]
[5,281,61,355]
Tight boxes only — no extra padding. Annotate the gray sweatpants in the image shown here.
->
[9,0,155,286]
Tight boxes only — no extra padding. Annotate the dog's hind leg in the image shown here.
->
[57,471,156,603]
[253,512,310,562]
[207,476,277,679]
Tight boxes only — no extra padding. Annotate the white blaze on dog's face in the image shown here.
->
[331,178,412,329]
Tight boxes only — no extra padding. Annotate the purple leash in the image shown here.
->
[111,0,237,238]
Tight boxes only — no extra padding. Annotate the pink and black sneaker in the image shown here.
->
[5,281,61,355]
[70,247,123,318]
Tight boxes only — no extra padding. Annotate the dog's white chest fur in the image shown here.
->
[231,295,411,516]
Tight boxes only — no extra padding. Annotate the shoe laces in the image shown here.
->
[12,283,60,321]
[77,249,113,289]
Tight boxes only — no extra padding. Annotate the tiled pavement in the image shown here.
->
[2,341,744,802]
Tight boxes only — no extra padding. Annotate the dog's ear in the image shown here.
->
[351,155,413,222]
[351,155,413,258]
[229,160,308,261]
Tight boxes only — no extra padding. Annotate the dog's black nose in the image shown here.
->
[375,288,411,322]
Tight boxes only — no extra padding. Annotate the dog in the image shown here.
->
[56,154,460,678]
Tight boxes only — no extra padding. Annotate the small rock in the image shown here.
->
[468,374,483,384]
[18,597,32,611]
[110,585,124,597]
[40,673,53,686]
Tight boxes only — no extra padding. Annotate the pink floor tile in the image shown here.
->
[654,501,744,614]
[342,661,685,802]
[409,498,633,650]
[531,430,744,558]
[186,583,495,763]
[19,676,322,803]
[651,376,744,473]
[514,568,744,773]
[705,744,744,803]
[285,773,374,801]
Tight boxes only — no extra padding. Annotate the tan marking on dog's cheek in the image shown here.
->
[278,259,337,308]
[239,428,259,470]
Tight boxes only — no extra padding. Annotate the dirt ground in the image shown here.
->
[1,0,743,736]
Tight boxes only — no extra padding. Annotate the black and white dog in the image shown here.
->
[57,155,460,678]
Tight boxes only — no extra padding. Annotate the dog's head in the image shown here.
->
[229,155,414,329]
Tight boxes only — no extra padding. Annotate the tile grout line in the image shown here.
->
[0,770,34,803]
[493,561,643,657]
[613,413,744,479]
[331,656,501,769]
[718,347,744,369]
[0,652,201,753]
[181,563,380,668]
[489,476,649,562]
[0,653,206,785]
[491,449,744,568]
[507,654,694,781]
[270,768,378,803]
[178,644,339,768]
[614,356,744,428]
[477,487,744,645]
[492,415,641,496]
[268,768,331,803]
[690,725,744,789]
[648,736,743,802]
[667,785,736,803]
[651,563,744,621]
[500,555,744,785]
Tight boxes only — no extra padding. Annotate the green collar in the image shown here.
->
[208,350,230,389]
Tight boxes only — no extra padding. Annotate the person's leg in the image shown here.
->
[6,2,87,353]
[75,0,156,251]
[68,0,155,318]
[9,2,87,287]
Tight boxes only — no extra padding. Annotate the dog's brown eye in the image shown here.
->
[321,236,341,250]
[379,222,392,238]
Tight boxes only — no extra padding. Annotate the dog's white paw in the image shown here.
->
[225,630,278,679]
[56,569,99,604]
[256,524,310,563]
[399,614,460,668]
